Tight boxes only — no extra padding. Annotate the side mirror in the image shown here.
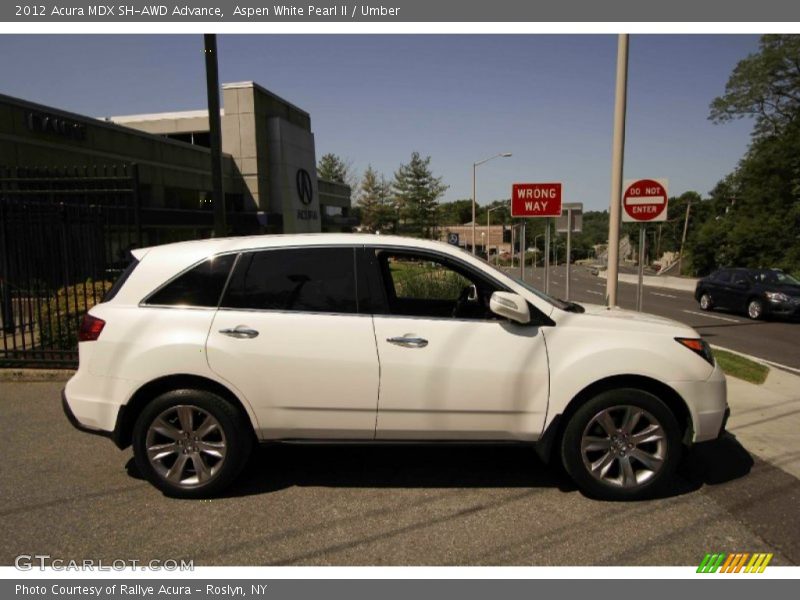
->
[489,291,530,324]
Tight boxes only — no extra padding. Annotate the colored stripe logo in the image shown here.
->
[697,552,773,573]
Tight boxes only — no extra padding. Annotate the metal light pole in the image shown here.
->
[606,33,629,307]
[677,196,692,276]
[204,34,226,237]
[472,152,512,255]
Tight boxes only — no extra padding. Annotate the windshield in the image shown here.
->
[755,271,800,286]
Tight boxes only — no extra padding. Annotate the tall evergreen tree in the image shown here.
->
[357,165,394,232]
[392,152,448,238]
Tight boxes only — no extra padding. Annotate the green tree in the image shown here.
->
[357,165,395,232]
[317,153,355,189]
[710,35,800,139]
[392,152,448,238]
[689,35,800,276]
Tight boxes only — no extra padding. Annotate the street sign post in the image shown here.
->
[557,202,583,301]
[511,183,562,292]
[622,179,669,311]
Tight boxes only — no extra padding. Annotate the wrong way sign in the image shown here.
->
[622,179,669,222]
[511,183,562,217]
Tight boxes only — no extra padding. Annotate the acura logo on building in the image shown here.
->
[296,168,313,206]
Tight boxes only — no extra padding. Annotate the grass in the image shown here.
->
[713,348,770,385]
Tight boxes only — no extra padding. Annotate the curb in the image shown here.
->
[0,368,75,383]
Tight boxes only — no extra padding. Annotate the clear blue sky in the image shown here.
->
[0,34,759,211]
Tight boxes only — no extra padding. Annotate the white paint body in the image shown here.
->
[64,234,727,445]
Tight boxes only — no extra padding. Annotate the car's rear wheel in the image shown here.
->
[699,292,713,311]
[560,389,681,500]
[747,298,765,320]
[132,389,252,498]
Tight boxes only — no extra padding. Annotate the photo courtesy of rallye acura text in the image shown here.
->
[63,234,728,500]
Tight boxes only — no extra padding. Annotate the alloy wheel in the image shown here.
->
[748,300,762,320]
[145,405,227,488]
[700,294,712,310]
[580,405,667,489]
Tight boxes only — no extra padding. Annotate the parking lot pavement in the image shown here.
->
[2,381,799,566]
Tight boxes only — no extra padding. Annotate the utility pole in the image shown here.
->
[606,33,629,307]
[204,34,226,237]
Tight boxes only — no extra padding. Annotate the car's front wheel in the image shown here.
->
[132,389,253,498]
[747,298,765,320]
[699,292,714,311]
[560,389,681,500]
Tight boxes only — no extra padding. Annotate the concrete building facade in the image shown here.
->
[0,81,352,238]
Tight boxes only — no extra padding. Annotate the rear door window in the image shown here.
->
[220,247,358,314]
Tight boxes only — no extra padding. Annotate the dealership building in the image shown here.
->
[0,81,353,242]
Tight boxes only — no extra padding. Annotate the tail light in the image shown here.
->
[78,314,105,342]
[675,337,714,366]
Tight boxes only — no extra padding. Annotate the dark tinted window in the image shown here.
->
[712,270,731,283]
[222,247,357,313]
[146,254,236,307]
[102,258,139,303]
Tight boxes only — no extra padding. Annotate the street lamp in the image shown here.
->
[472,152,512,255]
[487,201,509,265]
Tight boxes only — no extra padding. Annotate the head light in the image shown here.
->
[675,337,715,366]
[765,291,790,303]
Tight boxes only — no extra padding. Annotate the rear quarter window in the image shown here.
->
[145,254,237,307]
[102,258,139,303]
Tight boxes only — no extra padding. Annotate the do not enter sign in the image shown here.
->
[622,179,668,222]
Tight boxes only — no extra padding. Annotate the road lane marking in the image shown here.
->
[585,290,603,296]
[681,310,745,323]
[650,292,678,299]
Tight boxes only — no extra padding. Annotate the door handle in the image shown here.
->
[387,336,428,348]
[219,325,259,339]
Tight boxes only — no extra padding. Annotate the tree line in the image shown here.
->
[320,35,800,276]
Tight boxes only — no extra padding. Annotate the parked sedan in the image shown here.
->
[63,234,728,501]
[695,268,800,320]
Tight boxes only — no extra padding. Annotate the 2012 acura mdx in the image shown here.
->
[63,234,728,500]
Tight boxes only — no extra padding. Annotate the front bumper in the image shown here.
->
[669,360,729,443]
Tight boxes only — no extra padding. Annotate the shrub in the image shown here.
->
[38,279,113,351]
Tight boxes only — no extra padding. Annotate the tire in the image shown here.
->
[132,389,253,499]
[560,388,682,501]
[747,298,765,320]
[699,292,713,311]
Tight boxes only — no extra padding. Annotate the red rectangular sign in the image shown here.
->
[511,183,562,217]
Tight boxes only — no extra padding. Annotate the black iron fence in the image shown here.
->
[0,164,142,367]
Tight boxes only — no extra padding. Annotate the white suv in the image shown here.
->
[63,234,728,500]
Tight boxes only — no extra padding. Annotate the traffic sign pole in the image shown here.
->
[565,207,572,300]
[636,224,646,312]
[544,220,551,294]
[520,222,526,281]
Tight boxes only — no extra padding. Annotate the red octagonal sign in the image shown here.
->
[622,179,669,223]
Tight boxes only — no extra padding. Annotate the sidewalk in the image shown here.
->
[596,269,698,292]
[725,367,800,480]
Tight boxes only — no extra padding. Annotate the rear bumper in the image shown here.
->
[61,388,125,447]
[62,368,132,448]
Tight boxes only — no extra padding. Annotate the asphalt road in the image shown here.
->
[510,264,800,370]
[2,381,799,566]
